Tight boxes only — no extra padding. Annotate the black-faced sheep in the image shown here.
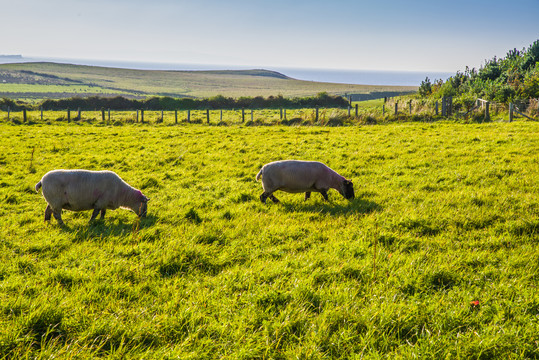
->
[256,160,354,203]
[35,169,149,225]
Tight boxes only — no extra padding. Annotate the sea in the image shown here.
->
[0,56,454,87]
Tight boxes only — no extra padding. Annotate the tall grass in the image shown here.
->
[0,121,538,358]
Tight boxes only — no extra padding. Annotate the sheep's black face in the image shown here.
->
[342,180,355,200]
[138,196,149,217]
[139,202,147,217]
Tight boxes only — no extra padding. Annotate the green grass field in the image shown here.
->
[0,62,416,99]
[0,121,538,358]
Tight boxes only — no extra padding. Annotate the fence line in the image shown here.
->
[1,98,538,124]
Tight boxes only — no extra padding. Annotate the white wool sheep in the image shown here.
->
[35,169,149,225]
[255,160,354,203]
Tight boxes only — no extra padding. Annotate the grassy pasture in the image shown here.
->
[0,62,417,99]
[0,121,538,358]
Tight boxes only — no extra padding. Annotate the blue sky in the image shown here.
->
[2,0,538,72]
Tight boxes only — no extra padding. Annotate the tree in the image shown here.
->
[419,77,432,97]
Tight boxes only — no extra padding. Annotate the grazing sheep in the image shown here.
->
[35,169,149,225]
[255,160,354,203]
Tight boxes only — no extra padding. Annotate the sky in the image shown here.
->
[1,0,538,73]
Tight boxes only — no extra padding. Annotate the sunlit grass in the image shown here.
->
[0,121,538,358]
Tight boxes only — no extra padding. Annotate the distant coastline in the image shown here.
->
[0,55,23,59]
[0,56,452,87]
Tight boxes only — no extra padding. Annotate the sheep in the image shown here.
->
[255,160,354,203]
[35,169,149,225]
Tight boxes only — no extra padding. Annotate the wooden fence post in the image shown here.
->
[242,108,245,122]
[108,109,111,122]
[251,109,254,122]
[77,108,81,120]
[284,109,287,120]
[67,109,70,122]
[348,106,351,117]
[435,101,438,115]
[7,107,9,121]
[187,110,190,123]
[175,110,178,124]
[101,108,105,122]
[382,105,385,116]
[161,110,164,122]
[141,109,144,123]
[23,109,27,122]
[136,110,139,123]
[315,107,319,121]
[355,104,358,117]
[441,97,446,116]
[220,110,223,122]
[409,101,412,115]
[207,109,210,124]
[280,108,283,120]
[509,103,514,122]
[394,102,398,116]
[485,101,490,121]
[40,106,43,121]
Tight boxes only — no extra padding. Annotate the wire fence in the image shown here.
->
[1,98,537,125]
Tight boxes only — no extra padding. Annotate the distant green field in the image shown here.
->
[0,121,537,358]
[0,84,131,95]
[352,98,385,108]
[0,62,417,99]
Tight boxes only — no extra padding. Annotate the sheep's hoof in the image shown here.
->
[269,195,280,203]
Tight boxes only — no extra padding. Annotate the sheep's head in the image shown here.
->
[136,191,150,217]
[341,179,354,200]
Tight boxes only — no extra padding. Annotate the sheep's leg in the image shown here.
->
[304,192,311,201]
[53,210,64,226]
[100,209,106,219]
[261,191,280,204]
[90,208,100,222]
[44,205,53,222]
[320,190,329,201]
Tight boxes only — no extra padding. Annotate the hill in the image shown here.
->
[0,62,416,100]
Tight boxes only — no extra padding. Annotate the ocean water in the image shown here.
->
[271,67,453,86]
[0,56,453,87]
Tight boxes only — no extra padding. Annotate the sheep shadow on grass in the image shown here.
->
[62,214,158,242]
[281,198,381,216]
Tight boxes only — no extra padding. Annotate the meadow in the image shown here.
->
[0,62,416,100]
[0,120,538,359]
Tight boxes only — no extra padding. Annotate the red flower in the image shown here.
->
[470,300,480,307]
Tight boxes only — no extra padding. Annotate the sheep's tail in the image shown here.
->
[256,168,263,181]
[35,180,42,193]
